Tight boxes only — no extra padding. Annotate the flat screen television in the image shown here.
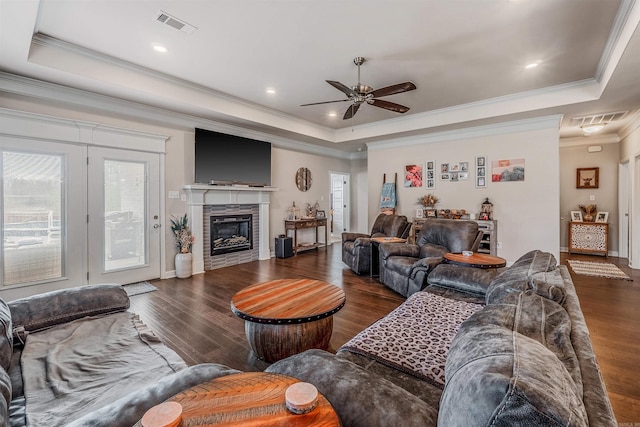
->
[194,128,271,186]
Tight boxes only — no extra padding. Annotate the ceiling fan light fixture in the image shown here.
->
[581,123,607,135]
[300,57,417,120]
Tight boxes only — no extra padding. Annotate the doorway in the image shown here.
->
[330,172,350,242]
[618,161,629,260]
[1,141,162,298]
[87,147,162,284]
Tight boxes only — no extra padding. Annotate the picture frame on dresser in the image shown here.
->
[571,211,583,222]
[425,209,437,218]
[595,211,609,223]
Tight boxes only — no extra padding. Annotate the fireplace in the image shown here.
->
[210,214,253,255]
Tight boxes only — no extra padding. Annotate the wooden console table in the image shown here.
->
[568,221,608,257]
[285,218,328,255]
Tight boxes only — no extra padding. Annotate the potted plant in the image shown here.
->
[170,214,195,278]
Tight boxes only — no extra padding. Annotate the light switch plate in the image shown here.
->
[168,191,179,199]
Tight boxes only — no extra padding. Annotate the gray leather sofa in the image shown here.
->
[1,284,239,427]
[267,250,616,427]
[342,213,411,275]
[378,218,482,297]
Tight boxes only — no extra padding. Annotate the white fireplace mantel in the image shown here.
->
[183,184,278,274]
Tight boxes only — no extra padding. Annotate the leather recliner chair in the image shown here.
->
[378,218,483,297]
[342,214,412,275]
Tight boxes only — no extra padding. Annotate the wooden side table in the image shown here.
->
[134,372,341,426]
[568,221,608,257]
[231,279,346,362]
[443,252,506,269]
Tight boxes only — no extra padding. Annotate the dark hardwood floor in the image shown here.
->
[129,245,640,424]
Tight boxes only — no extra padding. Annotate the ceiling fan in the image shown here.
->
[301,57,417,120]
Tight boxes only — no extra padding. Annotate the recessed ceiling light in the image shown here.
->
[525,60,542,69]
[328,112,337,117]
[266,88,276,94]
[152,44,168,53]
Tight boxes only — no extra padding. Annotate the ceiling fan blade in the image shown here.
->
[343,104,360,120]
[369,99,410,114]
[327,80,357,98]
[300,99,350,106]
[369,82,417,98]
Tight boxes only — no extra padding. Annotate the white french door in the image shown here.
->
[1,138,87,298]
[1,140,161,299]
[87,147,161,285]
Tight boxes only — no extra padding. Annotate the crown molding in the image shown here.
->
[618,109,640,140]
[596,0,640,88]
[0,72,356,160]
[334,79,599,143]
[559,134,621,147]
[366,115,563,151]
[30,33,336,143]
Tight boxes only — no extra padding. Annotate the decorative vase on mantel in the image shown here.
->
[175,252,193,279]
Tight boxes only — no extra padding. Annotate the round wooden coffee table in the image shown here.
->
[444,252,506,269]
[231,279,346,362]
[134,372,341,426]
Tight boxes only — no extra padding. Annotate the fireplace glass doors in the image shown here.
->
[210,215,253,255]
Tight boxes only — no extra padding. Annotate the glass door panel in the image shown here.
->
[88,147,161,285]
[104,160,146,271]
[2,151,63,285]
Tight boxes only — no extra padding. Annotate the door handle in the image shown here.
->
[153,224,161,229]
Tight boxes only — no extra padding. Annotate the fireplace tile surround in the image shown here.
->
[183,185,276,274]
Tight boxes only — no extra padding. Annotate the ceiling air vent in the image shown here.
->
[155,11,197,34]
[570,111,627,127]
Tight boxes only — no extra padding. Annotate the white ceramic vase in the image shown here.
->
[175,252,193,279]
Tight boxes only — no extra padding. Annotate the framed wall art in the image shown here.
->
[475,156,487,188]
[576,167,599,189]
[404,164,423,188]
[425,160,436,189]
[491,158,525,182]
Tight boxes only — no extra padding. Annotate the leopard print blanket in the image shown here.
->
[340,291,482,388]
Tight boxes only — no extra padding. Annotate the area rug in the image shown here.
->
[567,260,632,281]
[122,281,158,296]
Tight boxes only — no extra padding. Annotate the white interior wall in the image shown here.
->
[367,117,562,264]
[559,141,620,254]
[620,120,640,268]
[268,147,351,247]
